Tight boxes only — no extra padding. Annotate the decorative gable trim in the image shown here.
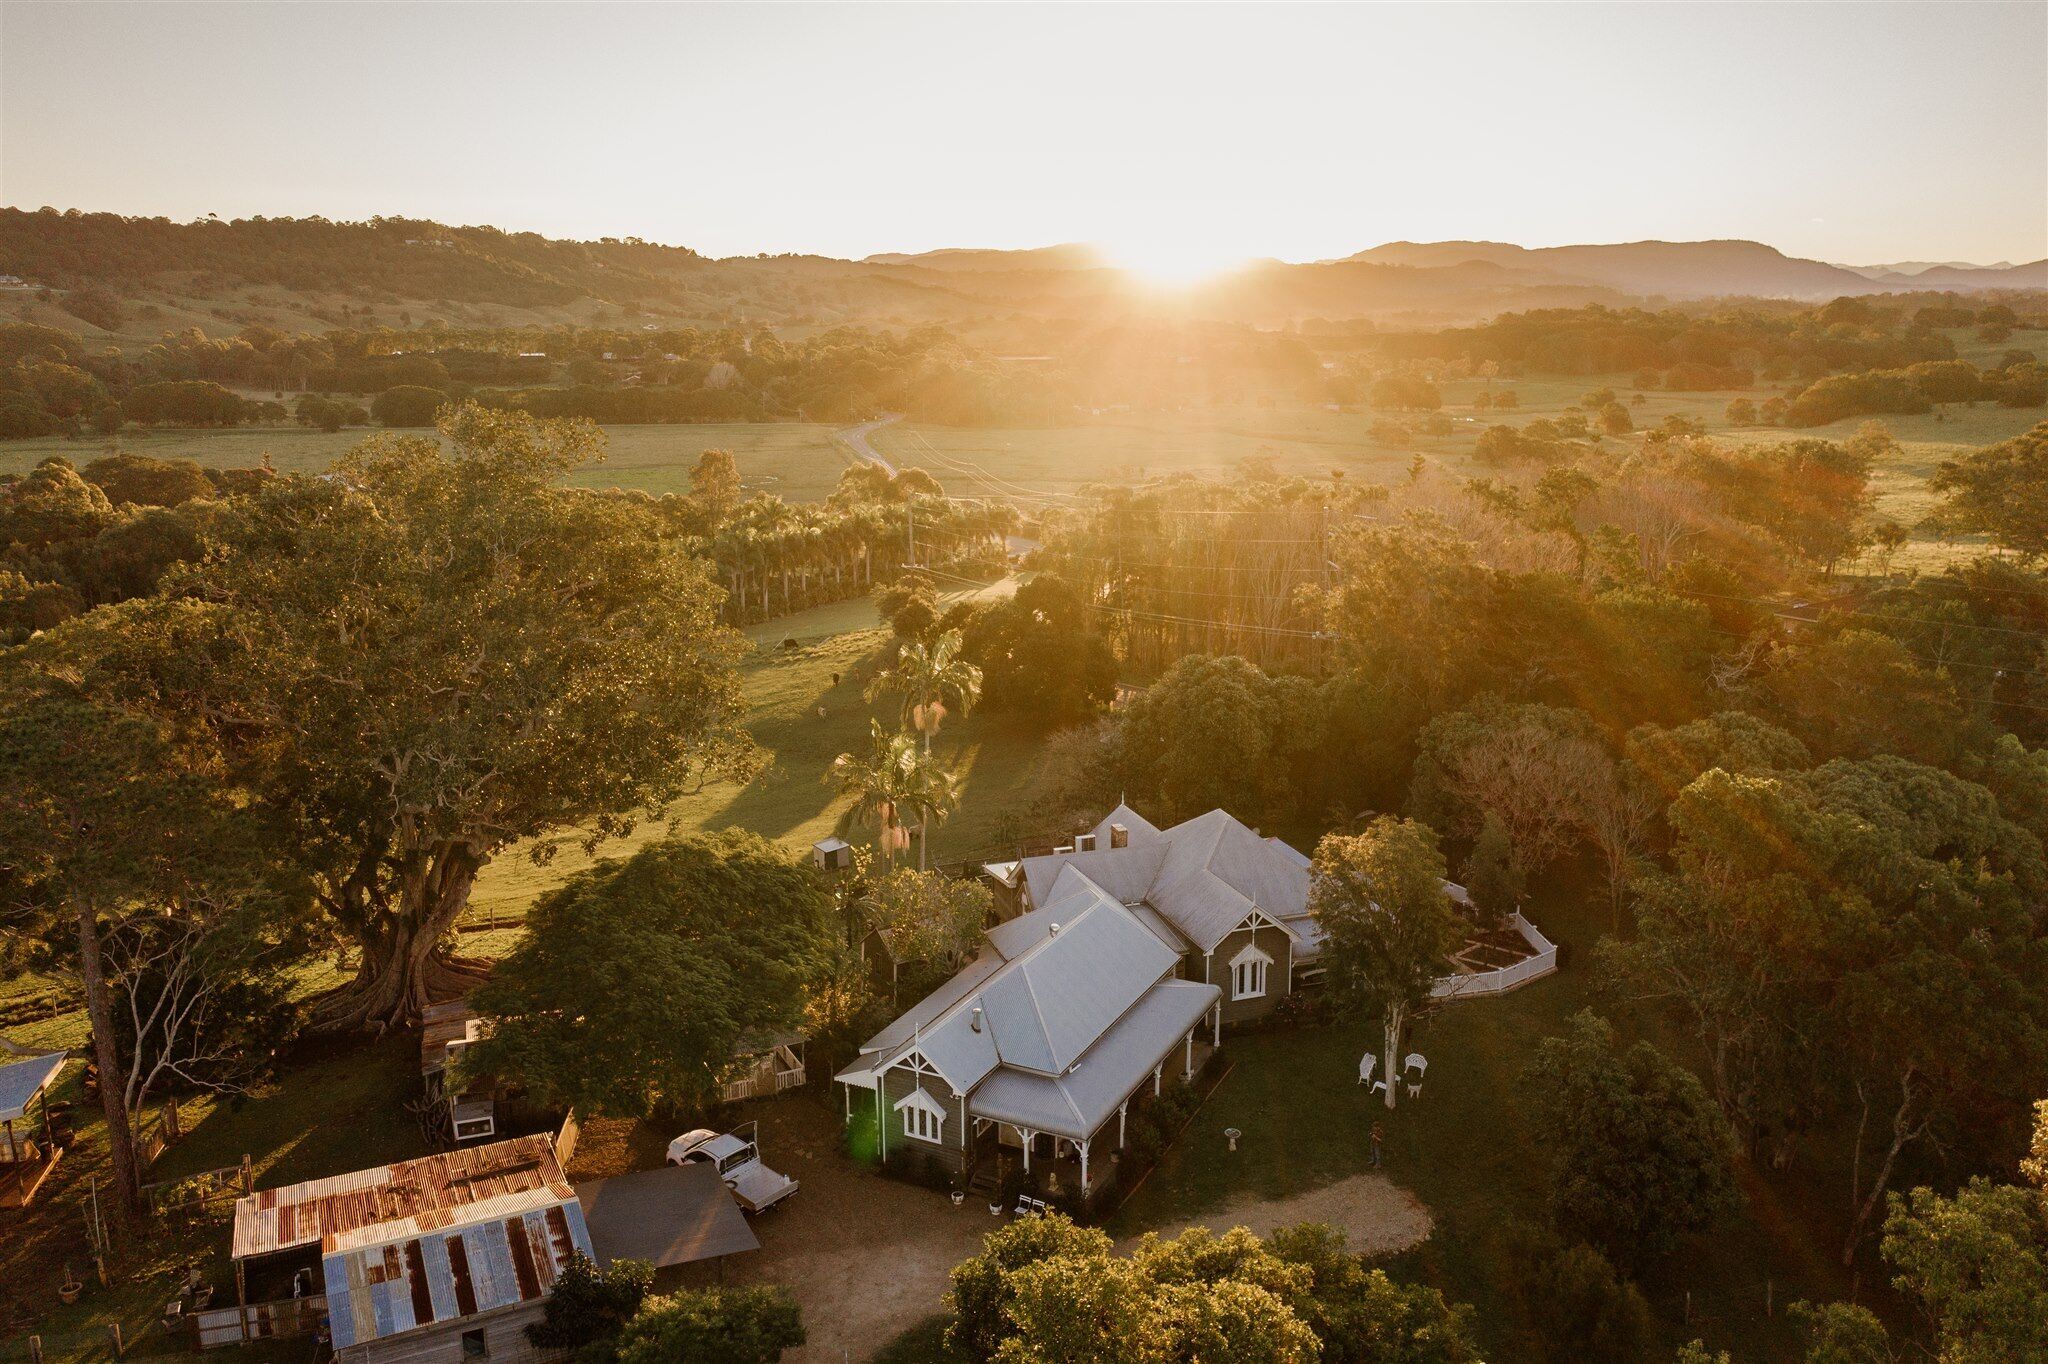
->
[894,1086,948,1144]
[1230,940,1273,968]
[1239,906,1293,937]
[891,1048,957,1094]
[1229,940,1272,1002]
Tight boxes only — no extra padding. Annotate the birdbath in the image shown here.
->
[1224,1127,1242,1153]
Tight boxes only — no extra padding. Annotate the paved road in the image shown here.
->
[836,413,903,475]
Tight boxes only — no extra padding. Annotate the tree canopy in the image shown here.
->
[469,830,835,1117]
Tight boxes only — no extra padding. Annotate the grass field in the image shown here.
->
[0,421,862,503]
[469,578,1041,922]
[9,328,2041,573]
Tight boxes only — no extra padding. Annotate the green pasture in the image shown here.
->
[0,421,859,503]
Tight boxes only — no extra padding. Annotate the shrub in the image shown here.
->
[614,1285,804,1364]
[1505,1233,1656,1364]
[526,1253,654,1360]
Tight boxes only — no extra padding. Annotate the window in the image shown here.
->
[1230,943,1271,1001]
[462,1330,488,1359]
[894,1087,948,1144]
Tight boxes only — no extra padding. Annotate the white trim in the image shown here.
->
[894,1087,947,1144]
[1229,941,1272,1001]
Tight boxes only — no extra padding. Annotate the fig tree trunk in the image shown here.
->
[307,845,490,1034]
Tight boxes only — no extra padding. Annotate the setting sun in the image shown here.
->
[1098,234,1256,287]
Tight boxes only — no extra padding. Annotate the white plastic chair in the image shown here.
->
[1357,1053,1377,1086]
[1404,1053,1428,1098]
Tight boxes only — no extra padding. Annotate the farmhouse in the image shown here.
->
[220,1135,593,1363]
[834,806,1319,1193]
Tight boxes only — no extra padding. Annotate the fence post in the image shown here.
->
[27,1336,41,1364]
[106,1323,123,1358]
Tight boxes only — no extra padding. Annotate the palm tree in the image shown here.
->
[830,720,958,869]
[866,628,982,755]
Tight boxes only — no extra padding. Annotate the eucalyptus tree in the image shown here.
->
[1309,818,1460,1111]
[0,625,307,1212]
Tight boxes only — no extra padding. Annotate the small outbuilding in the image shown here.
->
[811,836,853,872]
[214,1134,592,1361]
[0,1051,67,1208]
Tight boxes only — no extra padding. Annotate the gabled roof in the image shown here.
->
[323,1195,592,1348]
[1023,807,1311,953]
[967,978,1219,1140]
[232,1134,572,1261]
[846,880,1182,1093]
[0,1052,65,1124]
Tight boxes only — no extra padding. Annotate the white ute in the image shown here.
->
[666,1125,799,1213]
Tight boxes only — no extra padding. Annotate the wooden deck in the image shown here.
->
[0,1149,64,1208]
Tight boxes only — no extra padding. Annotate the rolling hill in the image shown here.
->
[3,208,2040,347]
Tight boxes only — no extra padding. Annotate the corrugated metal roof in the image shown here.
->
[323,1196,592,1348]
[232,1134,572,1260]
[855,948,1006,1059]
[0,1052,65,1124]
[1024,807,1312,953]
[968,978,1220,1140]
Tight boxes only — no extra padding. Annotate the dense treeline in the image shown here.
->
[0,205,699,306]
[6,289,2045,441]
[960,413,2048,1358]
[1383,296,2030,378]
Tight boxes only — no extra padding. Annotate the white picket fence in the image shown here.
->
[1430,913,1559,1000]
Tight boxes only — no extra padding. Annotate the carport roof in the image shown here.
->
[572,1164,759,1268]
[0,1053,64,1124]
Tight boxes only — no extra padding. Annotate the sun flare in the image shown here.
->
[1098,235,1253,287]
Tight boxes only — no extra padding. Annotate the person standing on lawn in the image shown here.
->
[1370,1122,1384,1169]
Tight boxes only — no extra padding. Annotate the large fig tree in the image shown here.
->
[161,405,758,1031]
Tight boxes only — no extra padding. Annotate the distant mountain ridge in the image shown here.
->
[2,208,2040,345]
[1343,238,1951,299]
[877,235,2047,300]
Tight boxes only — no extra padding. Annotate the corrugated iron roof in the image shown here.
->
[0,1052,65,1124]
[232,1134,572,1260]
[1023,807,1311,952]
[322,1197,592,1348]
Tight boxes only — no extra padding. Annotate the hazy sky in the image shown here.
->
[3,2,2043,271]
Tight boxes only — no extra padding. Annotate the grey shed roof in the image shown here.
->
[573,1164,758,1268]
[1023,807,1312,953]
[0,1053,64,1124]
[967,978,1219,1140]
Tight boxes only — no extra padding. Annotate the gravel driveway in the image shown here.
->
[574,1097,1433,1363]
[722,1098,992,1363]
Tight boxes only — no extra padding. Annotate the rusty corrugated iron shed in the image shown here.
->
[323,1195,591,1348]
[231,1133,572,1261]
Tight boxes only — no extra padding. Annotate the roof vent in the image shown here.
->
[1048,922,1061,936]
[1075,832,1097,852]
[970,1005,984,1034]
[1110,823,1129,849]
